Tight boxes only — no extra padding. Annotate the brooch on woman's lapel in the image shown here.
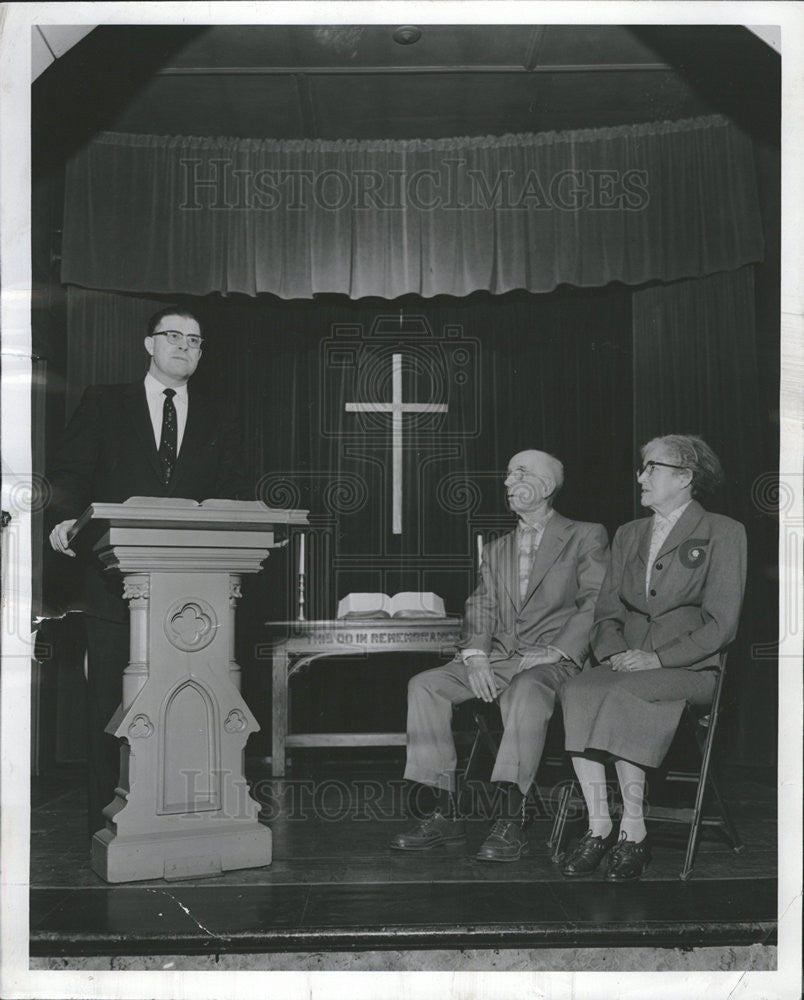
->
[679,538,709,568]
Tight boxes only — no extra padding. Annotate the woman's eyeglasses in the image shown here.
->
[637,460,687,477]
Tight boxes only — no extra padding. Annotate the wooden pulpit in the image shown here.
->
[68,498,308,883]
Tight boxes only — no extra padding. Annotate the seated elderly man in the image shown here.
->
[391,450,609,862]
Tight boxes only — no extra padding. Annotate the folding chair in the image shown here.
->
[548,651,744,880]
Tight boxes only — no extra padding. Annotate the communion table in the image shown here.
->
[69,498,307,883]
[266,617,463,777]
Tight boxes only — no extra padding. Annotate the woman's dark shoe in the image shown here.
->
[560,827,618,877]
[605,833,651,882]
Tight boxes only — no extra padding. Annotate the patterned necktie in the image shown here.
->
[158,388,177,484]
[517,524,540,603]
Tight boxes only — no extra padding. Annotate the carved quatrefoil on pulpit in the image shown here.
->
[164,598,218,652]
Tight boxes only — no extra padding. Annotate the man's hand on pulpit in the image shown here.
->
[465,653,499,703]
[49,519,77,557]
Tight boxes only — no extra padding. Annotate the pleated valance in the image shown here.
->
[62,115,764,300]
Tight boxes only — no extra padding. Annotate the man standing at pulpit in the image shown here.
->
[391,450,609,862]
[47,307,250,832]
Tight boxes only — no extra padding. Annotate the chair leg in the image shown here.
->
[464,724,485,779]
[680,702,721,880]
[707,766,745,853]
[458,724,486,816]
[548,779,575,862]
[676,658,747,880]
[474,711,501,758]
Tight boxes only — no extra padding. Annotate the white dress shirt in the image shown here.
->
[144,372,189,454]
[646,499,692,594]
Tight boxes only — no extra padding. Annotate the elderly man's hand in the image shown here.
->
[49,519,77,557]
[611,650,661,672]
[465,654,499,702]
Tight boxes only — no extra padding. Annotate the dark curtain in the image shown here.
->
[62,116,764,299]
[632,266,777,764]
[64,287,168,418]
[62,284,632,742]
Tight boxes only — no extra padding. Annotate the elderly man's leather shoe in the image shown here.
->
[605,834,651,882]
[475,820,530,862]
[390,810,466,851]
[560,827,618,877]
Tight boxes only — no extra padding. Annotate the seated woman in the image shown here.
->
[559,434,747,882]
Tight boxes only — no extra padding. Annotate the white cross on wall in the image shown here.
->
[345,353,448,534]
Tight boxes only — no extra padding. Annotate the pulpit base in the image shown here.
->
[91,823,272,883]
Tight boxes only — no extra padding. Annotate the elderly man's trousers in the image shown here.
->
[403,656,579,794]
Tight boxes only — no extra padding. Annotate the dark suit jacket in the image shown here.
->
[457,512,610,667]
[591,500,747,670]
[48,379,251,620]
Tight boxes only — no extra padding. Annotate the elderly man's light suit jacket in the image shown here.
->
[592,500,747,670]
[457,512,610,667]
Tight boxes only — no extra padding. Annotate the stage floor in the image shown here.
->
[29,754,777,960]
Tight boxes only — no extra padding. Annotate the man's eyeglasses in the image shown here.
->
[637,461,688,477]
[152,330,204,349]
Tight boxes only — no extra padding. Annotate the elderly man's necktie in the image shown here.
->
[158,388,177,484]
[518,524,540,603]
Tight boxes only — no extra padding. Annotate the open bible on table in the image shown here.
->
[337,592,446,619]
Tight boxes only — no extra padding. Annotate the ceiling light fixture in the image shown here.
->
[393,25,422,46]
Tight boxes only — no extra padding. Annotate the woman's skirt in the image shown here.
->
[562,664,717,769]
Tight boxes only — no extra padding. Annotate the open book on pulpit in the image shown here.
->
[66,497,308,541]
[337,592,446,619]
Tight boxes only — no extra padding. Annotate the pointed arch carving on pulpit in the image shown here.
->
[157,677,221,815]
